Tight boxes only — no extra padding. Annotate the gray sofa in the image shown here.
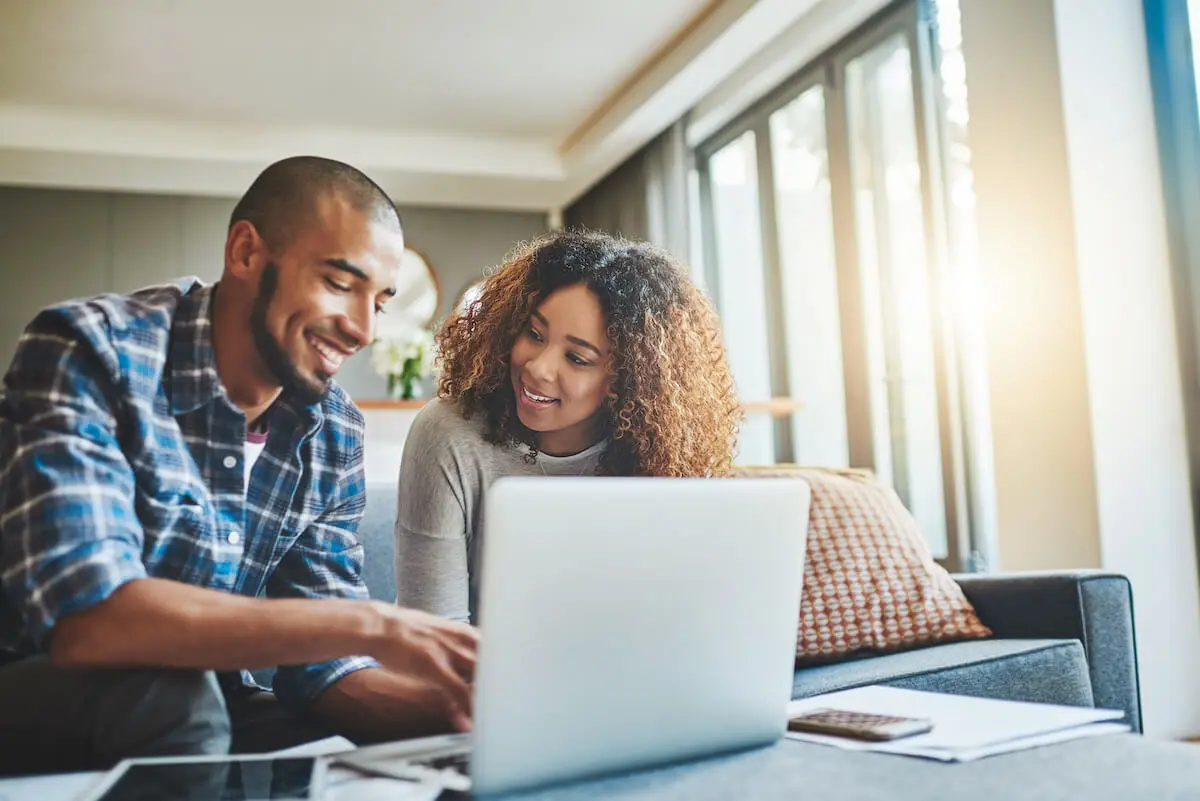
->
[356,483,1144,733]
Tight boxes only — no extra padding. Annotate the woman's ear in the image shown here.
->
[604,382,620,412]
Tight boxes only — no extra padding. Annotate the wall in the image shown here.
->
[1054,0,1200,741]
[959,0,1200,738]
[0,187,546,399]
[957,0,1102,572]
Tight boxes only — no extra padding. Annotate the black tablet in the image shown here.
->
[80,754,326,801]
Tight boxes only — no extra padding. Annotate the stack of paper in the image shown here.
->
[785,685,1129,762]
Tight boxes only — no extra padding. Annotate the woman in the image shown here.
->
[394,230,740,623]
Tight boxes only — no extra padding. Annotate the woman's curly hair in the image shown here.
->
[435,230,741,477]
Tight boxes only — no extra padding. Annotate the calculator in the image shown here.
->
[787,708,934,741]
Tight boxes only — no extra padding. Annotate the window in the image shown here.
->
[703,131,776,465]
[769,87,850,468]
[695,0,977,566]
[1146,0,1200,559]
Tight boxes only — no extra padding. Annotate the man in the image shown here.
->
[0,156,476,775]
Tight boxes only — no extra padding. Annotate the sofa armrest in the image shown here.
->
[952,570,1142,732]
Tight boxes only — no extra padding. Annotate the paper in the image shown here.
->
[267,736,447,800]
[268,735,357,758]
[322,774,444,801]
[0,772,101,801]
[785,686,1129,762]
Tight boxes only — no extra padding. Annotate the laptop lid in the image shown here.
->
[469,476,811,796]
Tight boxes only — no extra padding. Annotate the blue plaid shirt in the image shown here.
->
[0,280,378,709]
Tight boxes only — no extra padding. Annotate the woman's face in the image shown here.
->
[509,283,613,455]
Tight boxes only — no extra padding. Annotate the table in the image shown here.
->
[2,735,1197,801]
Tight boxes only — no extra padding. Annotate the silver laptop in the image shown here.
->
[339,476,811,796]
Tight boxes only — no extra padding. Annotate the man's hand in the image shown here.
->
[362,603,479,732]
[312,665,473,743]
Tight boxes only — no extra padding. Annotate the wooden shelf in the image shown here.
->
[356,399,430,410]
[357,397,804,417]
[741,398,806,417]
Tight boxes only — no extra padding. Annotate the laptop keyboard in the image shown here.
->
[393,746,472,792]
[414,749,471,774]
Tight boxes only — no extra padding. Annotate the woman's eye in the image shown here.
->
[325,278,350,292]
[527,328,543,342]
[375,305,386,315]
[568,353,590,367]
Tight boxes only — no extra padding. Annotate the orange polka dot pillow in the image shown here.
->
[732,465,992,662]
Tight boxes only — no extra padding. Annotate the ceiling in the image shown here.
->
[0,0,707,138]
[0,0,866,210]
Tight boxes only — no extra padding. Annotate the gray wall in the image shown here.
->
[0,186,546,399]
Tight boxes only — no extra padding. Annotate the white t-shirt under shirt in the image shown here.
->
[394,398,607,624]
[244,427,268,490]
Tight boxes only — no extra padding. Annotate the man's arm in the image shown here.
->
[49,577,446,671]
[0,310,474,722]
[265,434,477,740]
[0,309,147,653]
[50,576,476,730]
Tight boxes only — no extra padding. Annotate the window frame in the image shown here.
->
[1144,0,1200,566]
[693,0,972,570]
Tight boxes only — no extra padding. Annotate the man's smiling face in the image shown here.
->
[250,191,403,404]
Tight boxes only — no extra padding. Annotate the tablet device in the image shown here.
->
[80,753,327,801]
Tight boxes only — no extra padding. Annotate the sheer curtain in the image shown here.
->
[564,120,691,260]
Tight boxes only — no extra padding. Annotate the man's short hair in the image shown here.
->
[229,156,402,250]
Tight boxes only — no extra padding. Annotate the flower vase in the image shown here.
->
[389,372,423,401]
[402,374,424,400]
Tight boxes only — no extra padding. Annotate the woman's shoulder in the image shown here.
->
[409,397,487,441]
[402,397,516,479]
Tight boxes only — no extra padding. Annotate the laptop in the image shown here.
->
[338,476,811,796]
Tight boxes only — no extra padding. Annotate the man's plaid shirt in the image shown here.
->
[0,280,378,708]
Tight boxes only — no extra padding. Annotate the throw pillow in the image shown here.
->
[732,465,992,662]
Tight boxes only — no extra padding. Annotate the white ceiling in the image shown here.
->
[0,0,871,210]
[0,0,705,138]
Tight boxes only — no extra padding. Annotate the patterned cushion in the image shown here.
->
[732,465,992,663]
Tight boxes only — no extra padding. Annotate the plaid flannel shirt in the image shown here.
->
[0,279,378,709]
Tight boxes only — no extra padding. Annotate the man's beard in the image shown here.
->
[250,262,329,406]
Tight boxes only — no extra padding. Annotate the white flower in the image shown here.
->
[371,329,436,378]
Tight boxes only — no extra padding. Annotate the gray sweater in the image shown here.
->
[393,398,606,623]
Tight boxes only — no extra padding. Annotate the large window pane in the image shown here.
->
[846,34,949,555]
[769,86,850,467]
[708,131,775,464]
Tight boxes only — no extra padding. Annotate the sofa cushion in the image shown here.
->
[732,467,991,662]
[360,483,399,602]
[792,638,1095,709]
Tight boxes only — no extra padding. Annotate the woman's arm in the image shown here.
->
[394,404,473,623]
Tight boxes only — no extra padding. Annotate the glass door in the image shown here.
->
[700,131,777,465]
[694,1,971,567]
[841,30,948,555]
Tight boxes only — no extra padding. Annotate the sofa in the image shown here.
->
[355,482,1144,733]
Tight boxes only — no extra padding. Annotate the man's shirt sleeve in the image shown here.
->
[0,308,147,650]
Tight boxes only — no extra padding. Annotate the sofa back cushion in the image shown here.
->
[732,466,991,662]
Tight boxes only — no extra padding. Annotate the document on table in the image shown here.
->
[785,685,1130,762]
[269,737,444,800]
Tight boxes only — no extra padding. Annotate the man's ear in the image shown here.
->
[225,220,267,280]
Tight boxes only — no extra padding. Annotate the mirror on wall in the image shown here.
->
[455,277,486,315]
[378,245,440,339]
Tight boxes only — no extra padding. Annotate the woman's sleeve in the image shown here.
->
[393,406,472,623]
